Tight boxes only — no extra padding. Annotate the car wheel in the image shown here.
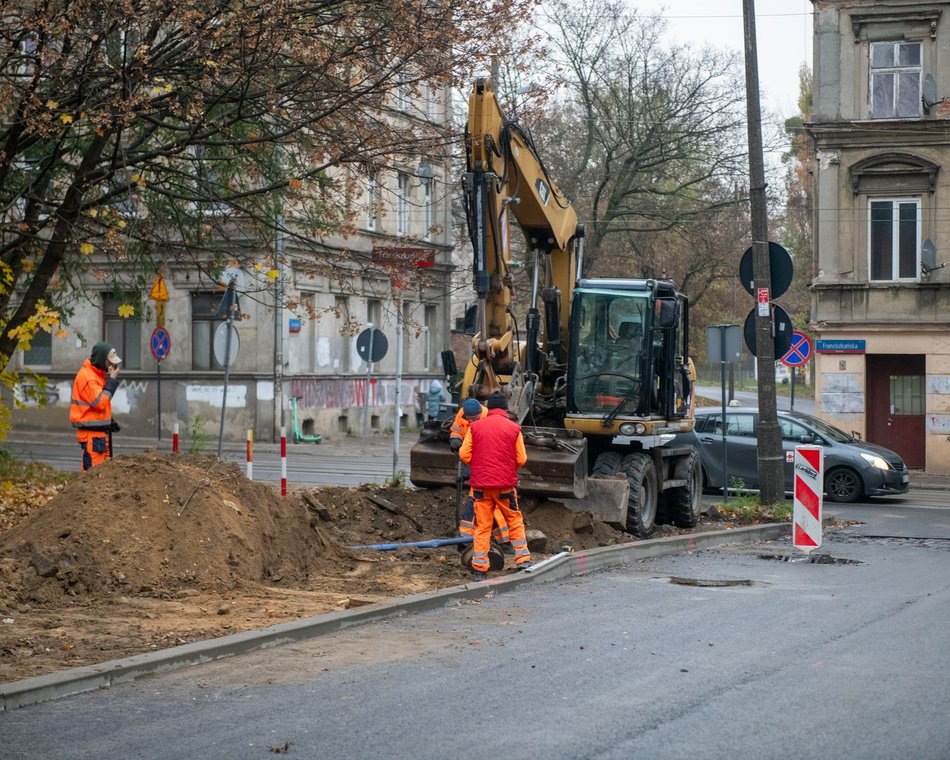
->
[825,467,863,503]
[667,450,702,528]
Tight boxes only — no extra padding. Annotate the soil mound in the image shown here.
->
[0,450,641,681]
[1,452,629,610]
[1,453,351,606]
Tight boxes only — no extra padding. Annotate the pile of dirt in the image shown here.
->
[0,451,636,682]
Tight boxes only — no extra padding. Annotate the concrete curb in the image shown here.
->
[1,522,789,711]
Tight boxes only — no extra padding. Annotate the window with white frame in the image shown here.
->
[423,179,433,241]
[426,85,439,121]
[396,172,409,235]
[870,41,922,119]
[395,68,411,112]
[367,299,382,330]
[189,145,229,216]
[335,295,351,373]
[191,292,226,370]
[869,198,920,281]
[366,169,380,231]
[423,305,436,370]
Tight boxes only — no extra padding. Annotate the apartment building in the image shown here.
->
[808,0,950,473]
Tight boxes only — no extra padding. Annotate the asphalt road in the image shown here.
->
[1,431,413,488]
[694,384,815,414]
[2,512,948,759]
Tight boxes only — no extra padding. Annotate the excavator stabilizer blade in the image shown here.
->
[410,426,589,500]
[553,476,630,530]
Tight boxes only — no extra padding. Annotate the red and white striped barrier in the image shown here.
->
[172,423,179,454]
[793,445,824,553]
[246,429,253,480]
[280,426,287,496]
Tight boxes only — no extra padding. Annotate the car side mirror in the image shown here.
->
[799,434,814,444]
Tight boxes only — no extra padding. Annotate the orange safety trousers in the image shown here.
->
[78,432,110,471]
[458,495,511,545]
[470,488,531,572]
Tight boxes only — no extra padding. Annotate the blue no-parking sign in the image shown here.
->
[780,330,812,367]
[150,326,171,362]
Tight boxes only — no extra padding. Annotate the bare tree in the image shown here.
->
[534,0,750,276]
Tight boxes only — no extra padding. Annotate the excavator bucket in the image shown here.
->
[409,424,589,500]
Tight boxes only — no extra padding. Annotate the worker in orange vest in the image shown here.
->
[70,342,121,471]
[450,398,511,549]
[459,391,533,580]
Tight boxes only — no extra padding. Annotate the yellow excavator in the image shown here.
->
[410,78,701,536]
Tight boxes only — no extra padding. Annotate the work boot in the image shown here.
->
[472,570,488,582]
[516,562,533,572]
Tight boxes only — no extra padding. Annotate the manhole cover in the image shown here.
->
[669,577,755,587]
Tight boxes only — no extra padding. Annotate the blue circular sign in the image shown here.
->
[150,326,171,362]
[780,330,812,367]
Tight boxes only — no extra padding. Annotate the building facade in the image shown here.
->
[8,91,457,446]
[808,0,950,473]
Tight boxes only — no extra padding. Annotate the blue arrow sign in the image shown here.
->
[150,326,171,362]
[780,330,812,367]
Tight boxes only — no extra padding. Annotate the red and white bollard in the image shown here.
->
[246,429,254,480]
[172,423,179,454]
[280,426,287,496]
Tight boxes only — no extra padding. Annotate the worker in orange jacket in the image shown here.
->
[459,391,532,580]
[70,342,121,471]
[450,398,511,547]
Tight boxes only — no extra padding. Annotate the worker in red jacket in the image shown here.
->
[70,342,121,471]
[459,390,532,580]
[450,398,511,547]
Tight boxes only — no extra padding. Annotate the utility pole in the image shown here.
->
[742,0,784,505]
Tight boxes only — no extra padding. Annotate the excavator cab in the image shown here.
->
[566,279,692,433]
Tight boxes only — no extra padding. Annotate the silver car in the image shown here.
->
[680,408,910,502]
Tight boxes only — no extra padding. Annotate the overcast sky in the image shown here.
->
[634,0,814,118]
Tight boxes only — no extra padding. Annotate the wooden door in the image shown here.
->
[866,355,925,468]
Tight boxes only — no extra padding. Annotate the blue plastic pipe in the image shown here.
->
[350,535,473,551]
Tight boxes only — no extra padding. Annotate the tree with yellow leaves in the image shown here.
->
[0,0,537,429]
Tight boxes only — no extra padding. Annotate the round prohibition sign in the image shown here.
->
[150,326,171,362]
[781,330,812,367]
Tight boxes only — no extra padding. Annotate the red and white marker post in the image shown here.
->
[246,429,254,480]
[793,445,824,553]
[280,426,287,496]
[172,423,179,454]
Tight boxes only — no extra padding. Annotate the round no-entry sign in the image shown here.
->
[781,330,813,367]
[150,326,171,362]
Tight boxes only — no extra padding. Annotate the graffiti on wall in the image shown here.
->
[289,377,422,411]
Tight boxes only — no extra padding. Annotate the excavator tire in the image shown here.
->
[620,452,658,537]
[666,450,703,528]
[591,450,658,537]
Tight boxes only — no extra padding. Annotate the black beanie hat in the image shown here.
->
[486,391,507,410]
[90,342,113,371]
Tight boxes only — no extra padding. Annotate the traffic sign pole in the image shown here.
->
[150,326,172,442]
[780,331,813,412]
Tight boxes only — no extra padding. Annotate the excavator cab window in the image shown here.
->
[569,291,649,415]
